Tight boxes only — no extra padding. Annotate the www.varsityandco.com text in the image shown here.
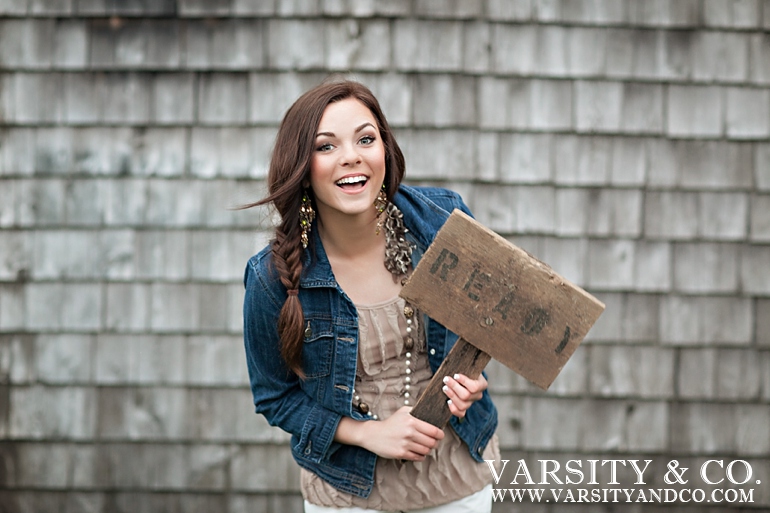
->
[485,458,759,504]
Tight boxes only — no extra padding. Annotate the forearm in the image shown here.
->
[333,407,445,461]
[333,416,372,450]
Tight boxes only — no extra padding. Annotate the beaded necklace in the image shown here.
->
[352,203,419,420]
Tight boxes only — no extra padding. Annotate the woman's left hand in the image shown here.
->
[441,373,487,419]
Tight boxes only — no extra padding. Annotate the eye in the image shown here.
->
[359,135,376,145]
[316,143,333,152]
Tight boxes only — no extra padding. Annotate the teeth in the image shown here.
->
[336,176,367,185]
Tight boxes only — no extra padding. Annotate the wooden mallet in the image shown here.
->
[400,209,605,427]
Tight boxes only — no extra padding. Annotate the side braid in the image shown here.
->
[271,219,307,378]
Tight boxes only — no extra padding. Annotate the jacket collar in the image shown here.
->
[300,225,336,288]
[392,184,451,251]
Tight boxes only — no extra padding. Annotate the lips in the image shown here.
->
[335,175,368,190]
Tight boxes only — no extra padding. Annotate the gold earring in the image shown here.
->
[374,184,388,235]
[300,191,315,249]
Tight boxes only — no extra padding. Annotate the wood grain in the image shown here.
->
[401,209,605,426]
[409,339,491,427]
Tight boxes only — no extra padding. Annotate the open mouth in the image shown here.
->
[335,175,368,190]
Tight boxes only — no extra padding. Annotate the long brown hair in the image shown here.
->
[244,78,406,377]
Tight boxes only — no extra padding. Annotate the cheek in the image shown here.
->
[370,145,386,172]
[308,159,323,193]
[309,153,331,180]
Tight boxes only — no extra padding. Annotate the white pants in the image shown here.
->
[303,484,492,513]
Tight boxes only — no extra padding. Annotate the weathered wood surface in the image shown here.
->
[409,338,491,427]
[401,209,605,426]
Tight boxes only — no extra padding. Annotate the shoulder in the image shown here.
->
[397,184,472,217]
[394,185,473,249]
[243,244,283,310]
[245,244,273,277]
[414,186,467,211]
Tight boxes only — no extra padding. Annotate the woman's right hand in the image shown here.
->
[360,406,445,461]
[336,406,445,461]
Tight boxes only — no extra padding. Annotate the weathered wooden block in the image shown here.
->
[400,209,605,426]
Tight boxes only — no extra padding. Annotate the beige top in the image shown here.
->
[301,296,499,510]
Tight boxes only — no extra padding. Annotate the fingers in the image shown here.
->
[442,374,487,418]
[386,407,444,460]
[442,376,467,413]
[443,374,486,401]
[396,432,441,461]
[399,406,445,442]
[357,406,449,461]
[401,437,435,460]
[408,427,442,452]
[383,435,433,462]
[446,396,464,418]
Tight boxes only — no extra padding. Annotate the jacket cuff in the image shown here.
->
[298,402,343,463]
[450,392,498,463]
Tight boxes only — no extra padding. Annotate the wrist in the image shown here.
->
[335,416,374,450]
[354,418,374,450]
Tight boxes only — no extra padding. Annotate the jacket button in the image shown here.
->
[429,348,436,355]
[358,402,370,415]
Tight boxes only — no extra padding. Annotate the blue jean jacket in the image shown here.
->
[243,185,498,498]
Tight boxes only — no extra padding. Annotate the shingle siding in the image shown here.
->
[2,1,769,511]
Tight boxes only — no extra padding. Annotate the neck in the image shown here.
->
[316,208,385,261]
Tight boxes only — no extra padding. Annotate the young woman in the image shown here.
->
[242,79,499,512]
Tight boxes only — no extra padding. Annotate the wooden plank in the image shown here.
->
[401,209,605,391]
[409,338,491,427]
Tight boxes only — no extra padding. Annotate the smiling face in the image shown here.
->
[309,97,387,226]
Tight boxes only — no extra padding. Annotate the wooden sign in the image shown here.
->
[400,209,605,426]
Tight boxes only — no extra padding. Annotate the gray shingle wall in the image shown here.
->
[1,1,769,511]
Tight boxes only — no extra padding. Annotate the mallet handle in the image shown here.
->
[410,338,492,427]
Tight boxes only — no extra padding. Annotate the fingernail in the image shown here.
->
[442,385,448,393]
[453,374,460,380]
[443,376,450,384]
[447,399,453,405]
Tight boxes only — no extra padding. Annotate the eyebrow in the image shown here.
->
[316,122,375,138]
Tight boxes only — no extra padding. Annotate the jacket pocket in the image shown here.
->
[302,317,334,379]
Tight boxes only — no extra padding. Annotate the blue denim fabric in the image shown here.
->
[243,185,499,498]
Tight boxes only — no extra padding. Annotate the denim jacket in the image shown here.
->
[243,185,498,498]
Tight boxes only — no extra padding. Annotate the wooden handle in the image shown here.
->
[410,338,492,427]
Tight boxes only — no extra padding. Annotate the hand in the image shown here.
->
[358,406,445,461]
[442,373,487,419]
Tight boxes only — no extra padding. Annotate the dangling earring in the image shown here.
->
[299,190,315,249]
[374,184,388,235]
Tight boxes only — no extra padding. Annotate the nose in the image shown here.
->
[340,144,362,166]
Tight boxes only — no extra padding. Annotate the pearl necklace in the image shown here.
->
[353,298,420,420]
[353,203,417,420]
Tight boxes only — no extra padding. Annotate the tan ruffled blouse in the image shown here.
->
[301,296,499,510]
